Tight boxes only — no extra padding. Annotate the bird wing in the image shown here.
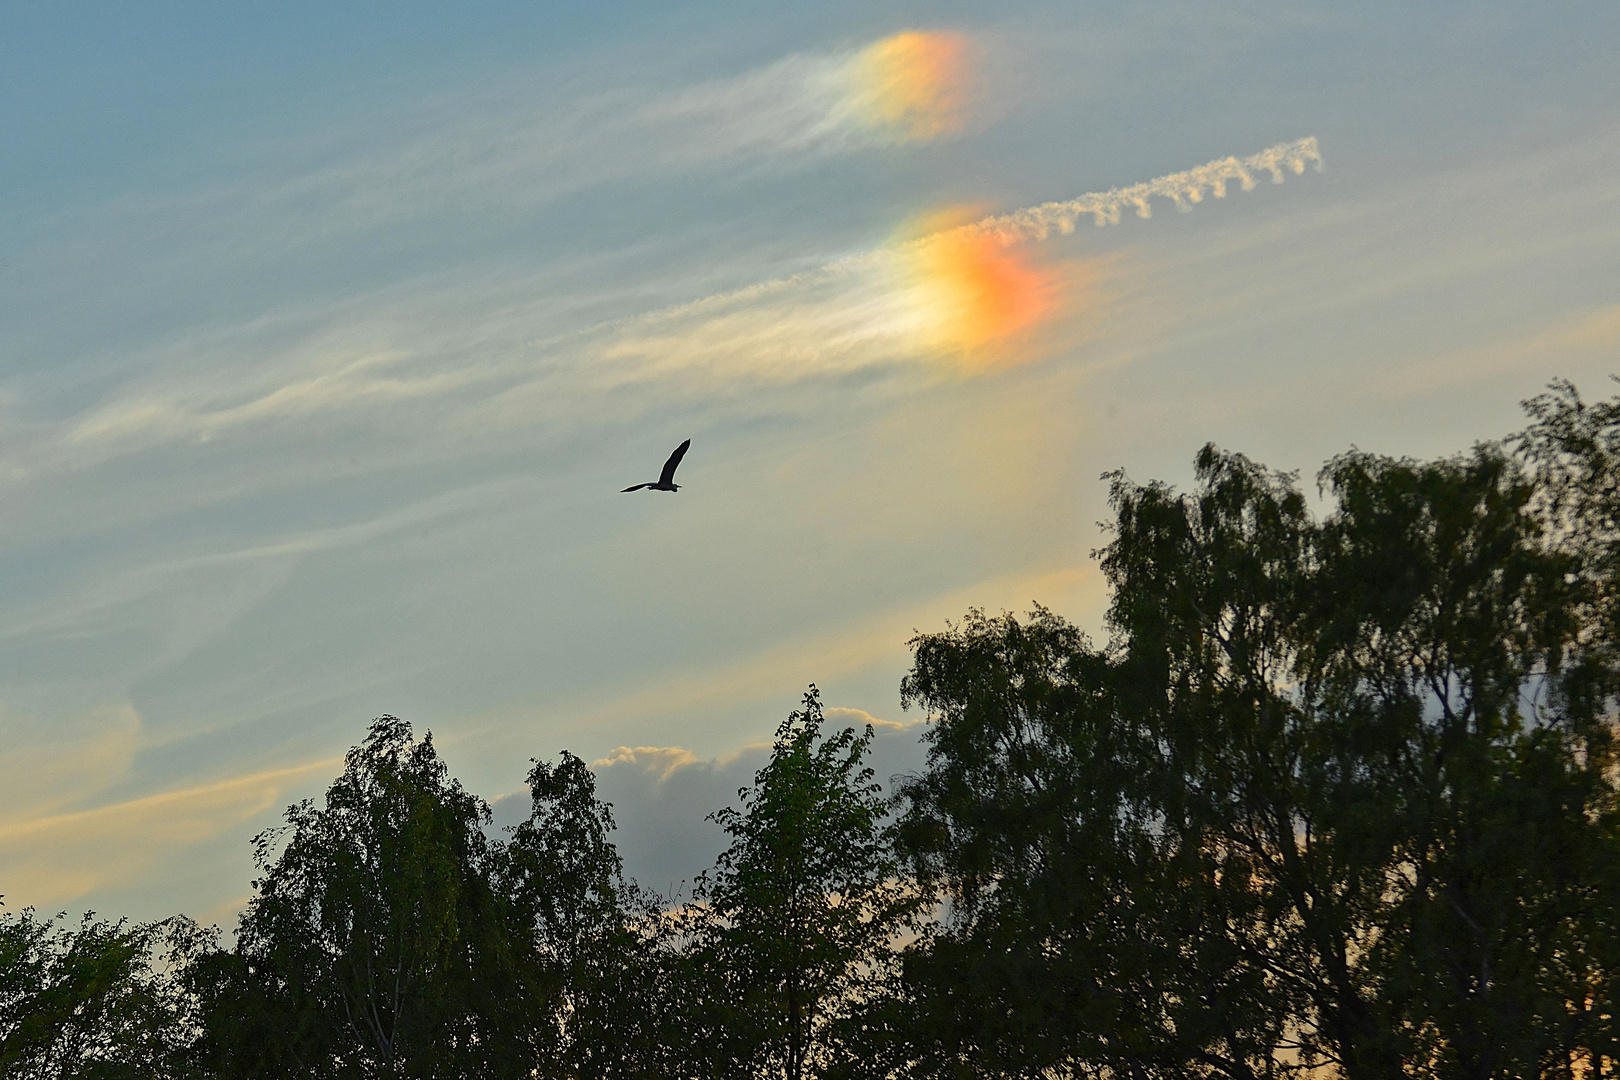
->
[622,483,653,492]
[658,439,691,486]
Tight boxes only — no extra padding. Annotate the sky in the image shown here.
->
[2,0,1619,928]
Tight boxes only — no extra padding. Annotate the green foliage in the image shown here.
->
[502,750,674,1079]
[891,428,1620,1078]
[9,380,1620,1078]
[211,716,531,1077]
[0,905,204,1078]
[506,752,627,971]
[690,687,921,1080]
[186,731,677,1079]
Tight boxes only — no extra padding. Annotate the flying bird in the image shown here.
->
[622,439,690,492]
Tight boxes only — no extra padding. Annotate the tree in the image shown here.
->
[893,605,1239,1079]
[502,750,671,1079]
[0,904,203,1078]
[691,687,920,1080]
[1298,446,1615,1077]
[213,716,530,1078]
[894,420,1620,1077]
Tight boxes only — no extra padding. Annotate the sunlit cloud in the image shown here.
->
[887,211,1062,365]
[231,30,977,233]
[0,703,142,824]
[32,139,1322,471]
[577,719,930,893]
[592,744,703,780]
[572,138,1321,384]
[823,706,921,733]
[846,31,972,142]
[0,756,338,909]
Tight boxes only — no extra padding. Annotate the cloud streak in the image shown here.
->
[619,138,1325,320]
[958,136,1325,241]
[222,31,979,234]
[0,704,143,824]
[567,137,1324,378]
[0,752,339,910]
[535,563,1104,741]
[26,139,1323,479]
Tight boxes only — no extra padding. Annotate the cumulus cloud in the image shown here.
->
[823,705,923,733]
[569,715,929,895]
[591,744,704,781]
[484,742,764,897]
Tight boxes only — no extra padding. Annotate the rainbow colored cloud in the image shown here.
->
[568,140,1323,392]
[890,217,1063,364]
[844,31,972,143]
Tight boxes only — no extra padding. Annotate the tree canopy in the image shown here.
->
[890,396,1620,1079]
[690,687,922,1080]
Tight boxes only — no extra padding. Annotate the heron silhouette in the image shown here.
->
[622,439,690,492]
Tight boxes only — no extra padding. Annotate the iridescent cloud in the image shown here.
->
[874,138,1323,363]
[845,31,972,142]
[46,141,1325,461]
[583,139,1326,379]
[888,213,1062,364]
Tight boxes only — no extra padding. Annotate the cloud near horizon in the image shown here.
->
[0,749,339,911]
[506,705,930,894]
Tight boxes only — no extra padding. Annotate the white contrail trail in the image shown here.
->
[534,137,1325,345]
[956,136,1324,245]
[633,137,1326,322]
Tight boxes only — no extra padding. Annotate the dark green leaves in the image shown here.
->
[893,428,1620,1079]
[692,687,922,1080]
[224,716,529,1077]
[0,907,202,1079]
[10,380,1620,1078]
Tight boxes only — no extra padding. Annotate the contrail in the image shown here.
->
[539,137,1325,342]
[919,136,1324,249]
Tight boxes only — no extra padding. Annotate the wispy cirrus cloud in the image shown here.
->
[0,757,337,910]
[501,562,1105,745]
[33,138,1320,482]
[67,348,479,450]
[0,698,339,910]
[226,30,978,233]
[0,703,143,825]
[494,137,1323,385]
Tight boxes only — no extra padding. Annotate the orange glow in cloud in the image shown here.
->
[849,31,971,142]
[893,218,1063,366]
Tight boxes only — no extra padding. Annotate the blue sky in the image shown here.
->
[2,1,1619,927]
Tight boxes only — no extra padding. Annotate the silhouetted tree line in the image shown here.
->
[5,380,1620,1078]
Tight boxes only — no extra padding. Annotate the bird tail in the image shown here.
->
[622,483,651,492]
